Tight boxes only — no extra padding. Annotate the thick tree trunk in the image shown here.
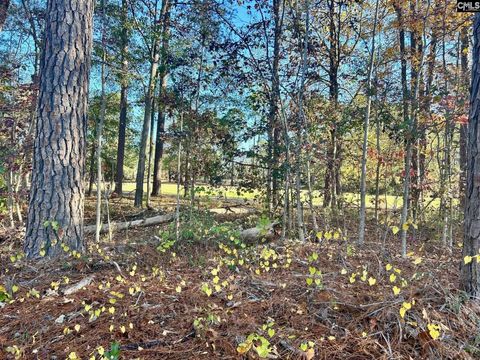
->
[114,0,129,195]
[461,14,480,297]
[24,0,94,258]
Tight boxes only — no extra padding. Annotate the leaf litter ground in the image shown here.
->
[0,197,479,359]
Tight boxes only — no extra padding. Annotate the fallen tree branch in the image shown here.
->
[84,214,174,234]
[62,275,95,295]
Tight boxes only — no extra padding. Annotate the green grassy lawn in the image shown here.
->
[96,182,444,210]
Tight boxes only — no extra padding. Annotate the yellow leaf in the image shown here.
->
[392,286,401,295]
[402,223,409,231]
[74,324,81,332]
[427,323,441,340]
[464,256,473,265]
[391,226,399,235]
[399,307,407,318]
[97,346,105,356]
[305,348,315,360]
[237,341,252,354]
[175,286,182,293]
[386,264,392,271]
[402,302,412,310]
[413,257,422,265]
[340,268,347,275]
[120,325,126,334]
[368,277,376,286]
[389,274,396,283]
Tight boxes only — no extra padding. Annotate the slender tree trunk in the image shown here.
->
[461,13,480,297]
[146,94,156,208]
[460,26,469,209]
[267,0,283,214]
[293,0,310,242]
[324,0,340,209]
[374,92,381,222]
[87,133,96,197]
[24,0,94,258]
[134,8,162,207]
[152,0,171,196]
[95,0,107,243]
[176,112,184,242]
[114,0,129,195]
[358,0,379,245]
[395,1,411,258]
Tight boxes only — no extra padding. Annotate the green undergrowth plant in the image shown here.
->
[156,209,247,253]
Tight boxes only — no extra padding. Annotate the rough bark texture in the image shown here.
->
[461,14,480,296]
[24,0,94,258]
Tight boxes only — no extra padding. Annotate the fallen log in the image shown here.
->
[84,211,272,243]
[84,214,174,235]
[239,222,280,243]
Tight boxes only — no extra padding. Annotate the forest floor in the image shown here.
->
[0,194,478,360]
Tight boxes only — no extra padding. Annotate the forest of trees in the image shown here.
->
[2,0,480,359]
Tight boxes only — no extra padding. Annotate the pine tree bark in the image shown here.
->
[461,14,480,297]
[24,0,94,258]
